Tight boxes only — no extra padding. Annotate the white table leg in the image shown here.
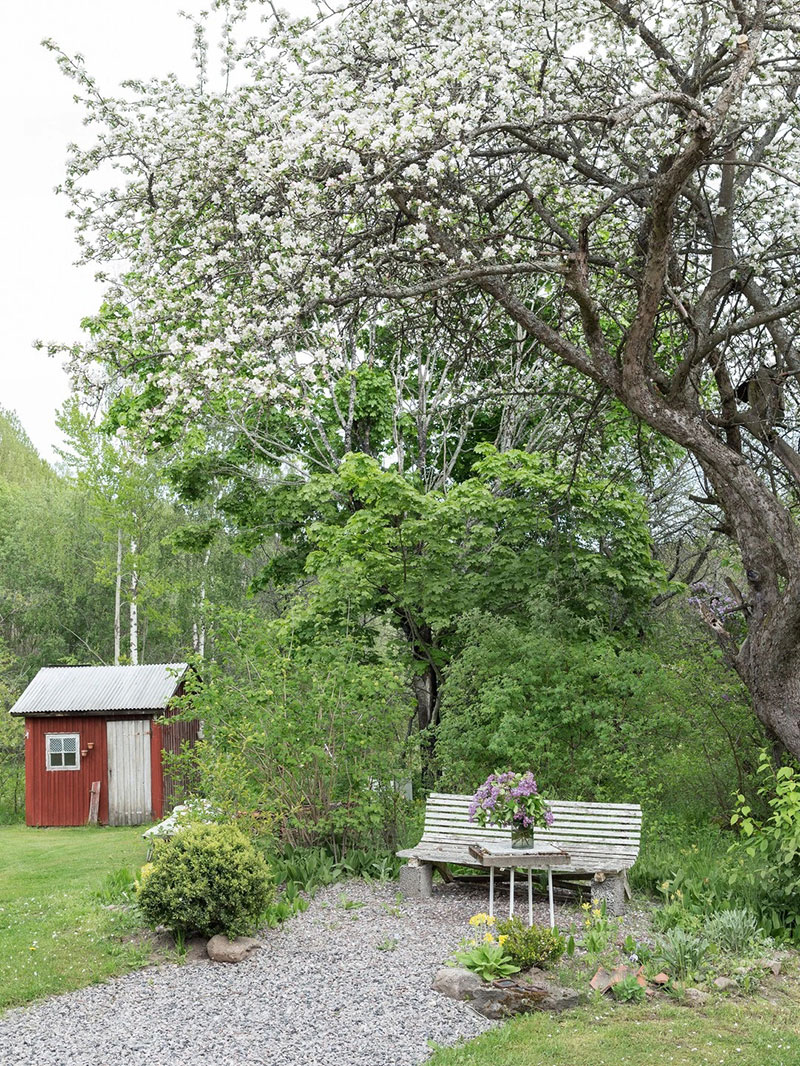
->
[528,868,533,926]
[509,866,515,917]
[548,868,555,929]
[489,866,494,918]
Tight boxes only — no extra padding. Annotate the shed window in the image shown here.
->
[46,733,80,771]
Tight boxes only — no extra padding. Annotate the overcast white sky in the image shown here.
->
[0,1,216,461]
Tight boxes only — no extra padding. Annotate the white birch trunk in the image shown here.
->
[192,546,211,657]
[129,534,139,665]
[114,528,122,666]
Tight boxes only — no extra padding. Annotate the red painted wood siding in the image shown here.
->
[25,716,109,826]
[160,715,200,811]
[151,721,164,820]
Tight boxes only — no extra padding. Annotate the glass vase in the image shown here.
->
[511,829,535,850]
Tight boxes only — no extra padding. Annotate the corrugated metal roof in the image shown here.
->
[9,663,189,717]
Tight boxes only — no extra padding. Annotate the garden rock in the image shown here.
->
[469,976,581,1019]
[206,934,263,964]
[713,976,738,992]
[432,967,484,1001]
[759,958,782,976]
[684,988,710,1007]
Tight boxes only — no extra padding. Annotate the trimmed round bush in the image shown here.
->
[137,822,273,937]
[495,916,566,969]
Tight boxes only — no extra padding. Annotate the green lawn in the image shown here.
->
[0,824,153,1011]
[427,981,800,1066]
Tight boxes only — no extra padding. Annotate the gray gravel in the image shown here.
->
[0,880,507,1066]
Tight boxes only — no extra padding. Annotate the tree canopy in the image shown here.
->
[45,0,800,757]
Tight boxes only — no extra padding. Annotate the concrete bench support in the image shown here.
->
[591,871,626,917]
[399,860,433,899]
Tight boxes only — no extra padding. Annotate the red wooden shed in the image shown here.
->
[9,663,198,827]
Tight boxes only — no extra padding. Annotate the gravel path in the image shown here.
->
[0,880,510,1066]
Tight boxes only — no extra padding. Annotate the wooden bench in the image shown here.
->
[397,792,642,915]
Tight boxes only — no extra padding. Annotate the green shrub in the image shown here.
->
[137,823,273,938]
[454,941,520,981]
[611,974,646,1003]
[495,917,565,969]
[656,927,709,980]
[730,753,800,940]
[704,909,761,956]
[93,867,137,905]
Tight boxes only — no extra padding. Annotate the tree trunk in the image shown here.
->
[129,535,139,666]
[738,593,800,758]
[114,528,122,666]
[411,661,440,789]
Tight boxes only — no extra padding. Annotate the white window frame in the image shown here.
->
[45,733,81,771]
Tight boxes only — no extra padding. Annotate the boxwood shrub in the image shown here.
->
[137,822,273,938]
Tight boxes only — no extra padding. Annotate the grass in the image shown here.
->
[0,824,152,1011]
[426,981,800,1066]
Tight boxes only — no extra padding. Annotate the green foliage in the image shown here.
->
[438,613,759,817]
[730,753,800,940]
[268,845,339,895]
[136,823,273,938]
[166,610,414,853]
[704,909,762,956]
[0,408,53,487]
[305,446,663,642]
[454,940,521,981]
[0,644,24,823]
[656,928,710,980]
[93,866,137,905]
[610,974,647,1003]
[494,917,565,969]
[580,902,622,955]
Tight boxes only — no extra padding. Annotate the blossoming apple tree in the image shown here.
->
[48,0,800,757]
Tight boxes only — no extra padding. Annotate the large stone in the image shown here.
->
[683,987,710,1007]
[432,967,484,1001]
[398,861,433,899]
[206,934,263,964]
[590,871,626,917]
[758,958,782,976]
[713,976,738,993]
[470,976,582,1019]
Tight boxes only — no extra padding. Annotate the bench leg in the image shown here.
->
[591,871,626,917]
[399,861,433,899]
[433,862,454,884]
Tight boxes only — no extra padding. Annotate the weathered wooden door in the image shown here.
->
[106,719,152,826]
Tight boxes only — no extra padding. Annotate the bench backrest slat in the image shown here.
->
[420,793,642,866]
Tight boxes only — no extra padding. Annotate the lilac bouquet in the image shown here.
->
[469,771,553,841]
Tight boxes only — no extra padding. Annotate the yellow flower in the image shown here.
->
[592,908,602,919]
[469,912,495,927]
[483,932,495,943]
[581,902,591,911]
[498,935,508,945]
